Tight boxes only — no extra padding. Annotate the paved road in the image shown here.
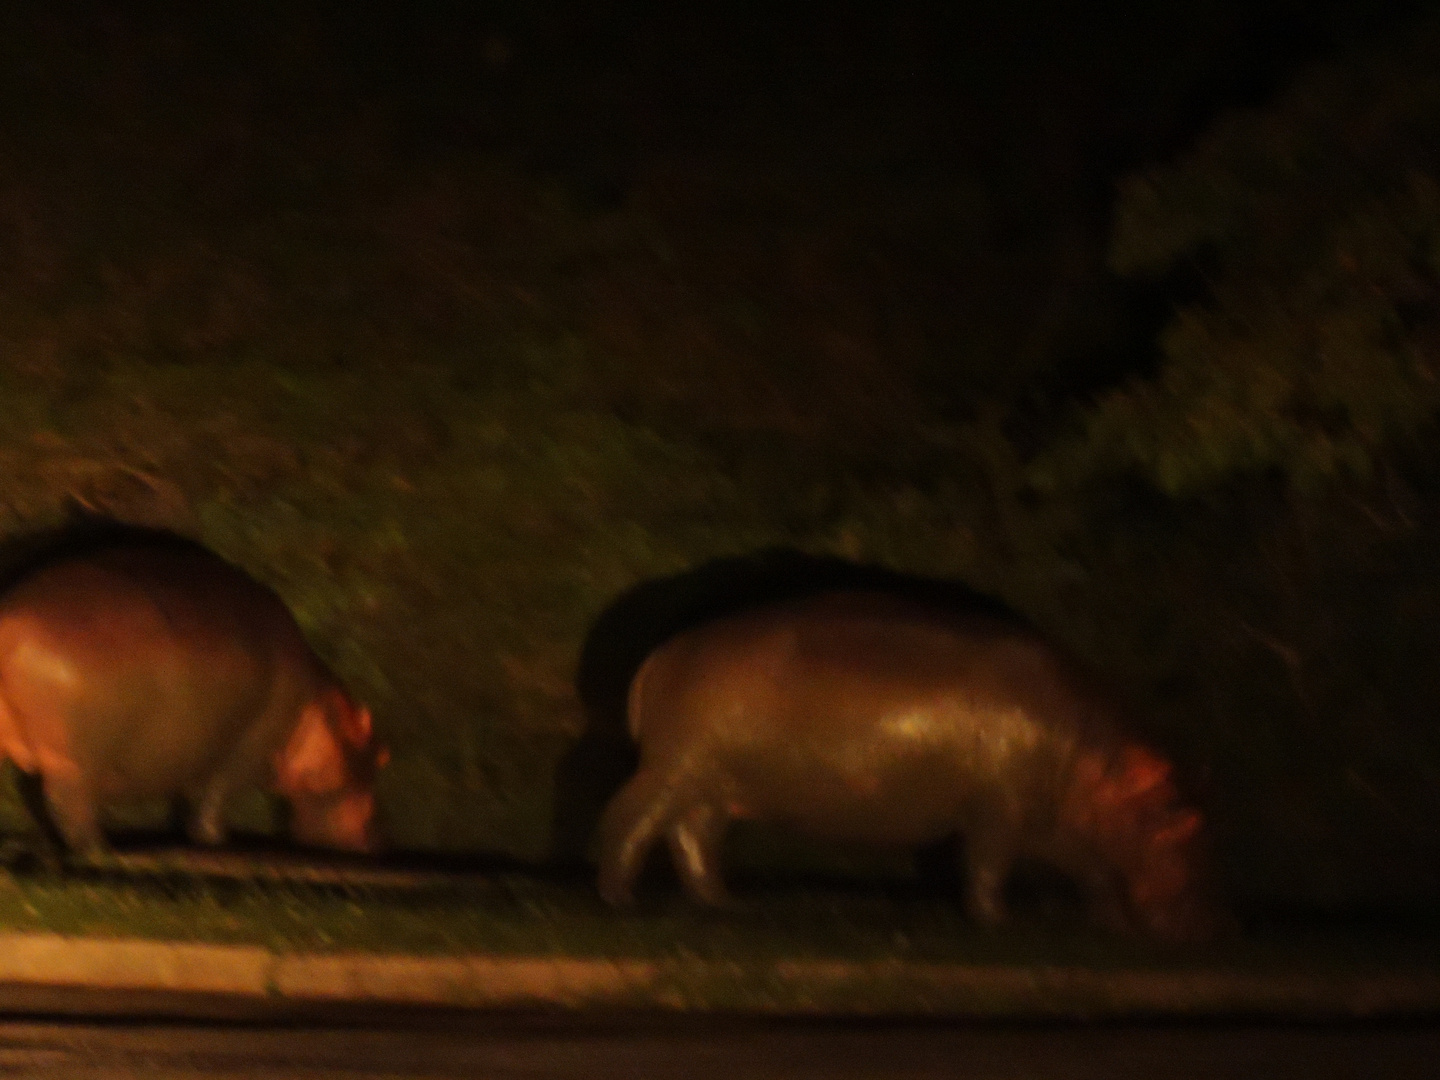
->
[0,1017,1435,1078]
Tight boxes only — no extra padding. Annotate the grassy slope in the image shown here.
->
[0,3,1436,929]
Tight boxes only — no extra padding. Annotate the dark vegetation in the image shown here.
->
[1,0,1439,926]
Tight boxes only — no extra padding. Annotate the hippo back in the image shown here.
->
[0,544,323,798]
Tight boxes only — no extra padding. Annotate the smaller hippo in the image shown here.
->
[597,591,1217,941]
[0,541,386,855]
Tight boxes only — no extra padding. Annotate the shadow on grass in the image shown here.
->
[0,828,554,909]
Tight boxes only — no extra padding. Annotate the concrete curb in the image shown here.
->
[0,932,1438,1020]
[270,951,660,1008]
[0,934,660,1011]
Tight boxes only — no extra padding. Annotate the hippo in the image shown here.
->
[597,590,1217,940]
[0,541,386,856]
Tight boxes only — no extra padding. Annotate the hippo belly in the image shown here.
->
[716,697,1045,846]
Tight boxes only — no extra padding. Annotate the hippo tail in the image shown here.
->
[625,651,656,743]
[0,626,38,773]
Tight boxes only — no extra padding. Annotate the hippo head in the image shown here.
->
[1063,744,1225,942]
[1123,804,1226,943]
[275,687,389,853]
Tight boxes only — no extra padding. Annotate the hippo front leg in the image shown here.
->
[186,718,281,847]
[35,764,106,857]
[962,822,1019,928]
[186,783,231,847]
[1047,845,1134,936]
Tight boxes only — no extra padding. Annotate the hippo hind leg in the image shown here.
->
[666,800,731,906]
[597,764,706,906]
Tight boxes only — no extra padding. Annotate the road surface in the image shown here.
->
[0,1016,1434,1078]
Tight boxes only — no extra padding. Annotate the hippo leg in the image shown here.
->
[963,823,1018,928]
[666,800,731,906]
[38,765,106,856]
[1082,874,1133,936]
[187,749,274,846]
[14,769,65,854]
[597,764,690,906]
[1051,849,1132,934]
[186,730,275,846]
[186,783,231,847]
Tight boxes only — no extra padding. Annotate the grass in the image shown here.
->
[0,856,1435,998]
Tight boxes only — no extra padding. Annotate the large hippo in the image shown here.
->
[0,541,386,855]
[597,591,1217,940]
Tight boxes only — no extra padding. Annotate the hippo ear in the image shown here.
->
[330,692,373,749]
[276,702,346,794]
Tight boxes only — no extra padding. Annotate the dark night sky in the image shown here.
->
[53,1,1423,168]
[288,2,1426,160]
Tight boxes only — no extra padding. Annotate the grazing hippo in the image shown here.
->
[597,591,1217,941]
[0,541,386,855]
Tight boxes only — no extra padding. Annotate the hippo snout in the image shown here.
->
[289,788,384,854]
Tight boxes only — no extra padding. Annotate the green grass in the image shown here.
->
[0,853,1434,978]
